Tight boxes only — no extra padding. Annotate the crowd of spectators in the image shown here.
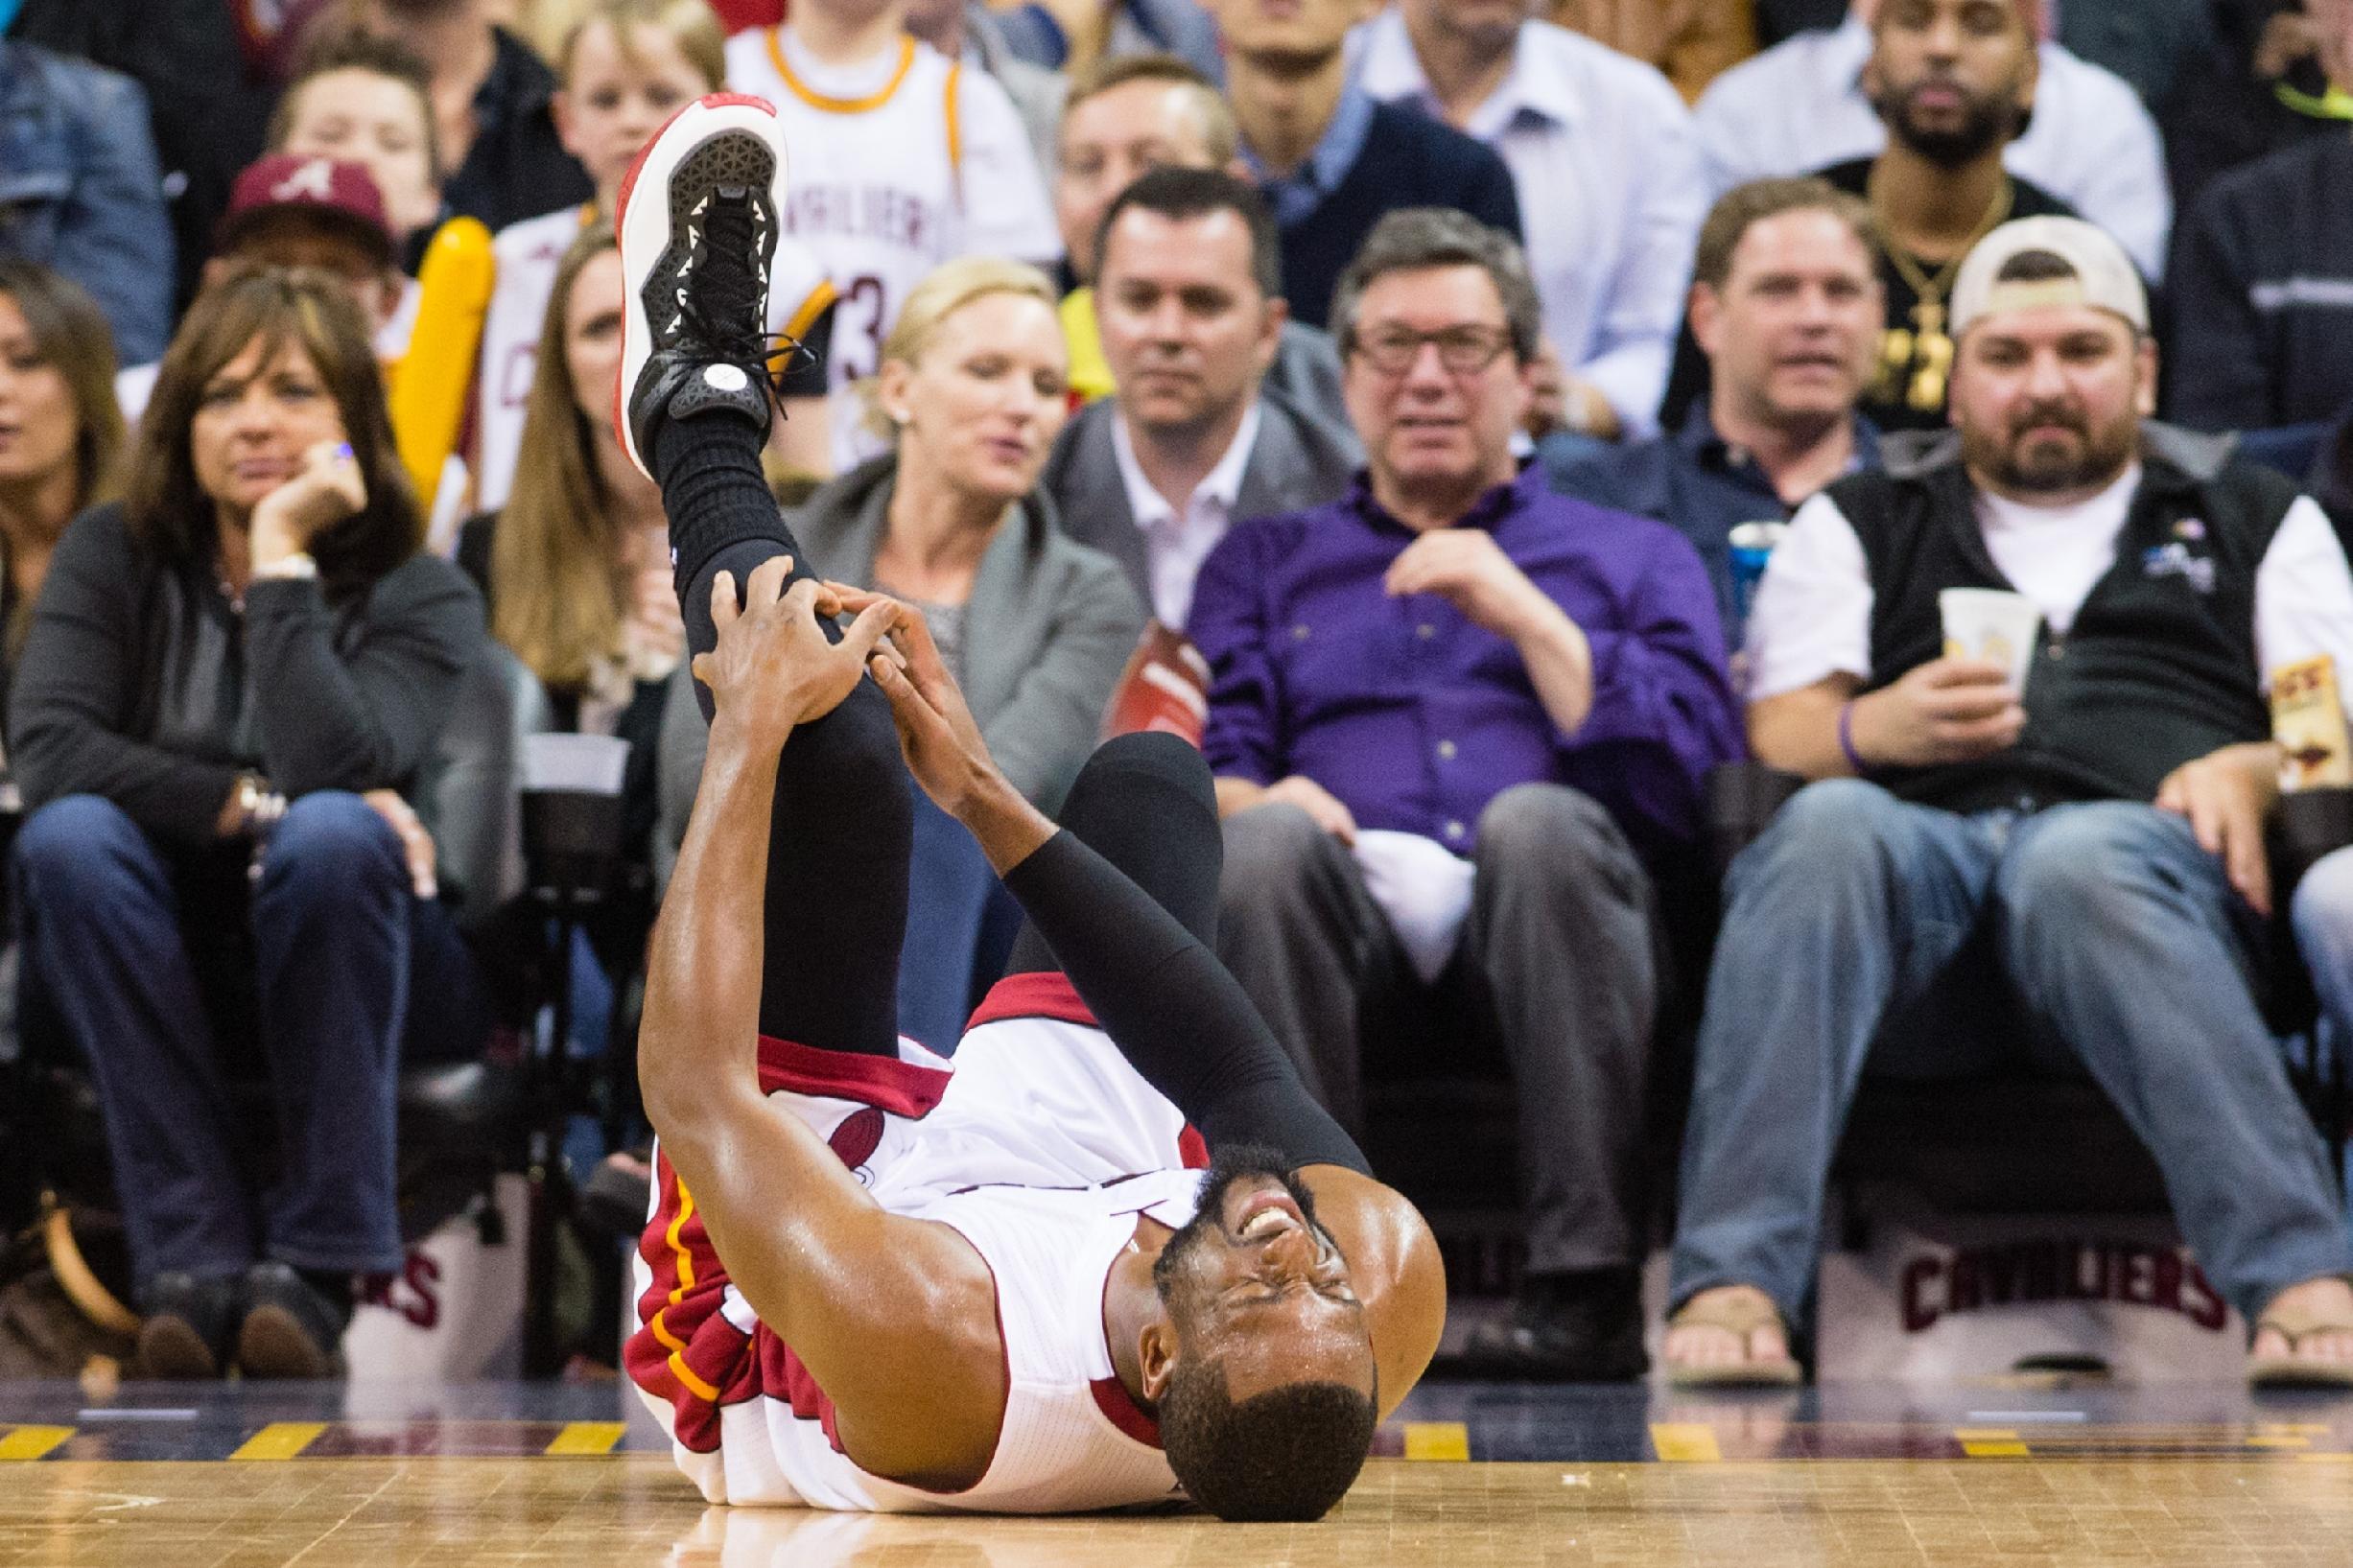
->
[8,0,2353,1392]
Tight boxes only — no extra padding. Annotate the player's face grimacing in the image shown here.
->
[1152,1152,1377,1402]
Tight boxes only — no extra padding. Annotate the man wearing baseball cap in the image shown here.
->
[116,154,415,427]
[1662,214,2353,1387]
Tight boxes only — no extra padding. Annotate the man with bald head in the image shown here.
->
[1664,216,2353,1388]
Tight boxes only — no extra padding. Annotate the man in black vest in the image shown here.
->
[1660,215,2353,1387]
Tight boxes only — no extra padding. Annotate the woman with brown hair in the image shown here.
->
[8,266,492,1383]
[460,221,676,951]
[0,260,126,714]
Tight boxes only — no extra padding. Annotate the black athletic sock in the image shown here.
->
[651,403,792,646]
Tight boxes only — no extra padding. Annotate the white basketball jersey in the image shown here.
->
[724,27,1060,469]
[629,974,1209,1514]
[472,204,836,511]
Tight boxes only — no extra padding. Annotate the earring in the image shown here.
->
[889,408,910,427]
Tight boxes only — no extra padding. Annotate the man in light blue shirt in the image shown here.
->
[1692,0,2170,280]
[1357,0,1704,441]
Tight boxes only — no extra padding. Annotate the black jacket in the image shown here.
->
[10,503,484,846]
[1834,427,2292,814]
[435,29,595,244]
[2166,132,2353,434]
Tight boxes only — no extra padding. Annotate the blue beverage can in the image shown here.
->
[1728,520,1788,629]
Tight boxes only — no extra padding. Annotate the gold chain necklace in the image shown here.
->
[1865,167,2015,410]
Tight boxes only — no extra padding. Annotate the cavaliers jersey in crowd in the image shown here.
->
[627,972,1211,1513]
[723,26,1060,468]
[472,203,837,510]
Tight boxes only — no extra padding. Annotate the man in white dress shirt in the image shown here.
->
[1662,216,2353,1387]
[1356,0,1706,441]
[1692,0,2171,280]
[1042,167,1359,627]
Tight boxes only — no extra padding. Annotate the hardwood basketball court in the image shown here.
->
[8,1378,2353,1565]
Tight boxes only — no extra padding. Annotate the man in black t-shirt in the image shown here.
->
[1826,0,2073,433]
[1660,0,2082,434]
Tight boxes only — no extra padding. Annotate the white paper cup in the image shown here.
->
[1939,588,2040,692]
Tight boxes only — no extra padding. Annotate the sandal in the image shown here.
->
[2248,1298,2353,1389]
[1665,1288,1802,1388]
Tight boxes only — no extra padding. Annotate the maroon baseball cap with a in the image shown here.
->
[217,154,398,267]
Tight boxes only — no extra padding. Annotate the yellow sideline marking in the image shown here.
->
[1957,1429,2029,1458]
[231,1422,326,1461]
[546,1422,627,1456]
[1649,1423,1722,1463]
[0,1426,72,1460]
[1402,1422,1469,1462]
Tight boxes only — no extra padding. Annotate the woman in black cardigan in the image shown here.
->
[9,267,491,1382]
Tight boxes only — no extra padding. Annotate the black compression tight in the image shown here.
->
[655,407,907,1058]
[655,410,1370,1170]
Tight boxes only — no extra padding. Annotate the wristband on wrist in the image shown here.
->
[1837,700,1871,776]
[252,551,318,582]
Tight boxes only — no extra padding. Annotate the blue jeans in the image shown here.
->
[2294,845,2353,1065]
[1671,779,2352,1325]
[895,784,1021,1054]
[14,792,492,1287]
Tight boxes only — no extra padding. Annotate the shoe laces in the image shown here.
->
[675,185,770,371]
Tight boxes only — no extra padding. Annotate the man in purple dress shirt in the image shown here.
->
[1186,209,1742,1380]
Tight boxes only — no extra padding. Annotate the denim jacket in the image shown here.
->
[0,40,174,364]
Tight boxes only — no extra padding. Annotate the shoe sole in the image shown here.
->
[613,92,789,481]
[135,1316,220,1380]
[238,1304,342,1380]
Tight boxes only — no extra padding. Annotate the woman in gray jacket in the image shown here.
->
[662,255,1144,1048]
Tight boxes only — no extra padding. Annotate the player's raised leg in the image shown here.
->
[616,94,907,1057]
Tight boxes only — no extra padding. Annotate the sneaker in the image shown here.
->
[1448,1268,1650,1383]
[134,1271,240,1380]
[614,92,789,480]
[237,1262,353,1380]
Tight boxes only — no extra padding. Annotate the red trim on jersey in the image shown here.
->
[1090,1376,1164,1449]
[967,971,1099,1032]
[628,1148,764,1453]
[756,1035,950,1118]
[753,1322,847,1453]
[627,1029,946,1455]
[967,975,1210,1168]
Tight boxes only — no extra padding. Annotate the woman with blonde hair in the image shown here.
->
[460,221,674,947]
[662,253,1145,1047]
[10,266,491,1383]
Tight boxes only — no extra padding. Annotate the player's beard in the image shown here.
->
[1871,71,2026,169]
[1152,1145,1331,1299]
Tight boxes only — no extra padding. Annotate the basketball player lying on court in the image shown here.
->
[612,95,1445,1521]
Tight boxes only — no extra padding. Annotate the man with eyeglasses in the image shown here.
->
[1185,208,1743,1380]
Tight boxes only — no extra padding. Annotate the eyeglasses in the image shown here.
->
[1347,324,1516,376]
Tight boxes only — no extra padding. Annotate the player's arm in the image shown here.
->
[857,591,1367,1174]
[1297,1165,1446,1419]
[642,559,1004,1487]
[860,592,1447,1409]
